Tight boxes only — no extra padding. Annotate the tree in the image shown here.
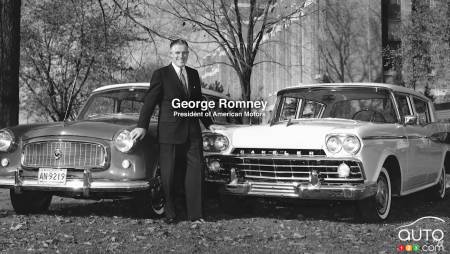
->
[20,0,140,121]
[318,0,382,83]
[0,0,21,128]
[388,0,450,95]
[113,0,304,123]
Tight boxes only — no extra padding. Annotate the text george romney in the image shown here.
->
[171,99,268,111]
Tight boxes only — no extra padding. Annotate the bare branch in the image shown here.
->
[97,0,108,46]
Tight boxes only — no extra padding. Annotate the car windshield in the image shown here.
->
[274,87,398,123]
[78,88,156,120]
[78,88,232,124]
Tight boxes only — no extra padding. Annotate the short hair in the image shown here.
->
[170,39,188,48]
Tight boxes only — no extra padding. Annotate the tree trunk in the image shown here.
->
[238,69,252,124]
[0,0,21,128]
[447,0,450,47]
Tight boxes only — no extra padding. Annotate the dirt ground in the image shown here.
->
[0,185,449,254]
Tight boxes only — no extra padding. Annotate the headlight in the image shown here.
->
[326,134,361,155]
[214,136,229,151]
[203,136,213,152]
[325,136,342,153]
[203,133,229,152]
[342,136,361,154]
[0,129,14,152]
[114,130,135,153]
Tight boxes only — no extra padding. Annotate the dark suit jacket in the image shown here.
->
[137,64,213,144]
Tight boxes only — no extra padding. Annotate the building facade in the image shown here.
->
[199,0,449,103]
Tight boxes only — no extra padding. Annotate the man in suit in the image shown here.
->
[131,39,214,224]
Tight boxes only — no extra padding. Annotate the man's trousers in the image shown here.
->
[159,139,204,220]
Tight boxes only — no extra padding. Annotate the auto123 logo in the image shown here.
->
[396,216,446,252]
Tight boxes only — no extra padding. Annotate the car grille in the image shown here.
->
[22,141,107,169]
[210,154,364,184]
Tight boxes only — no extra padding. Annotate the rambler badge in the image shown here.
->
[54,148,62,160]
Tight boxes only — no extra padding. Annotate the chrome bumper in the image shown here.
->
[220,181,378,200]
[0,169,150,197]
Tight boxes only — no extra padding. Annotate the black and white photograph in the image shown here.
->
[0,0,449,253]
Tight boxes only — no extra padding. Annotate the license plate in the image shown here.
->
[38,168,67,185]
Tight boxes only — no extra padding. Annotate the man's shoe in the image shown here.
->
[164,217,177,224]
[191,218,205,224]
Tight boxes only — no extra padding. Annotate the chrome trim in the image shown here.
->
[224,155,357,160]
[83,169,91,197]
[0,170,149,194]
[21,140,109,170]
[207,154,365,184]
[406,135,428,140]
[222,181,377,200]
[362,135,407,140]
[231,148,326,157]
[14,168,23,194]
[362,135,429,140]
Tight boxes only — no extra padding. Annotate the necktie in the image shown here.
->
[179,69,189,96]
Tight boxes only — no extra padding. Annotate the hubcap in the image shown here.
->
[151,175,165,214]
[375,175,389,214]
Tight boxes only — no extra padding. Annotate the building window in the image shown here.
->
[388,0,401,20]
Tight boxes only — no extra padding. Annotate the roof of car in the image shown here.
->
[277,83,429,100]
[92,83,150,92]
[92,83,230,99]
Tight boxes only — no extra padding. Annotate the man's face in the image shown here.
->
[170,43,189,67]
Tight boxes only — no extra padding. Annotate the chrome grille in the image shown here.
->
[211,156,364,184]
[22,141,107,169]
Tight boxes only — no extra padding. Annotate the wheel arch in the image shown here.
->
[382,155,402,196]
[444,151,450,174]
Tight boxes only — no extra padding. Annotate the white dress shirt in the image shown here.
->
[171,63,189,88]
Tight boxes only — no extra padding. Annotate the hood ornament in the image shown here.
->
[54,148,62,160]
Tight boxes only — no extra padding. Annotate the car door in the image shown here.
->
[402,95,441,190]
[394,93,420,191]
[410,97,443,185]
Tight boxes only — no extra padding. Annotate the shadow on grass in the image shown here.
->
[1,188,448,224]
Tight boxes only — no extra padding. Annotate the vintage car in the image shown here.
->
[0,83,227,215]
[203,83,449,221]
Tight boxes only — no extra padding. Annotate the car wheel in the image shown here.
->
[149,173,165,216]
[130,165,165,218]
[358,167,392,222]
[429,167,446,200]
[10,190,52,214]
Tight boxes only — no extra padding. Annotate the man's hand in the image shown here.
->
[209,124,226,132]
[130,128,147,141]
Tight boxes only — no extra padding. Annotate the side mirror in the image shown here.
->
[403,115,417,125]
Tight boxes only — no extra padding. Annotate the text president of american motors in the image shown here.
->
[131,39,221,224]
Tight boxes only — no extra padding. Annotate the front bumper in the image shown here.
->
[218,181,377,200]
[0,168,151,197]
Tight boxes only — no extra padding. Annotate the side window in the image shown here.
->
[119,100,144,114]
[300,100,325,118]
[278,97,300,121]
[413,97,431,125]
[84,96,116,117]
[395,94,411,118]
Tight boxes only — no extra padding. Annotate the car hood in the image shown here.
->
[10,119,137,141]
[218,119,365,150]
